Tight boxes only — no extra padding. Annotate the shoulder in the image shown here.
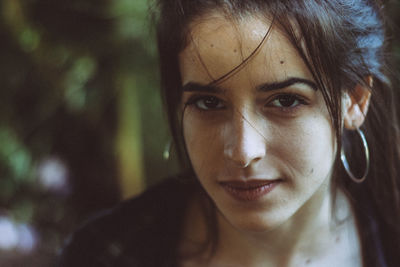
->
[57,176,196,267]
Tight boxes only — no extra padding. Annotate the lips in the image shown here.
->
[219,179,281,201]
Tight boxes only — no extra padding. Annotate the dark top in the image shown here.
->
[57,177,194,267]
[57,176,388,267]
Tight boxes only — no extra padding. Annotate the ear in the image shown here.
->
[343,76,372,130]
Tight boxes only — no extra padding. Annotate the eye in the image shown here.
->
[271,94,303,108]
[191,95,225,111]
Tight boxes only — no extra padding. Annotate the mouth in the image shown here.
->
[219,179,282,201]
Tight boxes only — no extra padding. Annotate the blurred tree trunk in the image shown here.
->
[116,73,144,199]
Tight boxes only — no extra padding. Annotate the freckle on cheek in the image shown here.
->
[310,168,314,174]
[210,44,214,47]
[280,60,285,64]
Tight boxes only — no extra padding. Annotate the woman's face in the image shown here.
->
[179,14,337,232]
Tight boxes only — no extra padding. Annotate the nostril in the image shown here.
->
[231,157,251,169]
[224,140,265,169]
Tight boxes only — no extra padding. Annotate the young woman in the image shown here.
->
[58,0,400,266]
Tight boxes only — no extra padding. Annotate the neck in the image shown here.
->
[180,183,358,267]
[217,183,335,265]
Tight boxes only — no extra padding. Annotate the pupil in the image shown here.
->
[204,97,219,108]
[279,95,295,107]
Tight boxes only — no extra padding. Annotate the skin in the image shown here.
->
[178,12,370,267]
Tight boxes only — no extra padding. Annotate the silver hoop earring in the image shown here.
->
[340,128,370,183]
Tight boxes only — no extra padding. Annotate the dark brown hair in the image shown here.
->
[153,0,400,265]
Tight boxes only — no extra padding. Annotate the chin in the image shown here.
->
[217,208,290,234]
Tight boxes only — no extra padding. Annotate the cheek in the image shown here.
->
[183,115,224,170]
[272,117,336,181]
[183,108,337,185]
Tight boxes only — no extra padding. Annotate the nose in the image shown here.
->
[223,112,266,168]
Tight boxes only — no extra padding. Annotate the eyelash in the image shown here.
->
[267,93,309,113]
[184,93,309,113]
[184,95,226,112]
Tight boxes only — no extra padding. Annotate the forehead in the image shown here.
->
[179,12,313,86]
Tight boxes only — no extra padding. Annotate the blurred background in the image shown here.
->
[0,0,398,266]
[0,0,179,266]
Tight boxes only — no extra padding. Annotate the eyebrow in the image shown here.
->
[257,77,318,92]
[182,77,318,93]
[182,82,222,93]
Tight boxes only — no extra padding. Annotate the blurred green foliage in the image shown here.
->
[0,0,174,265]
